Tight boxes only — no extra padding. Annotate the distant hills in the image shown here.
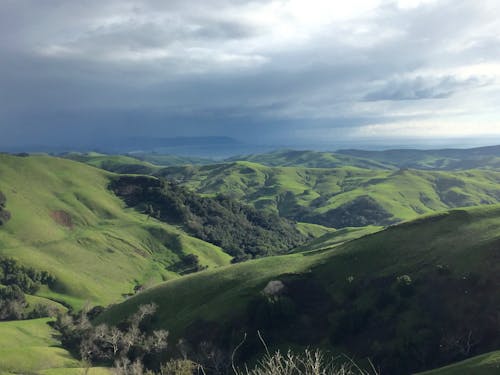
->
[233,144,500,170]
[337,144,500,170]
[158,161,500,228]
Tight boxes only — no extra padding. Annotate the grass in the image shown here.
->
[0,318,78,374]
[228,149,393,169]
[292,226,382,252]
[0,154,231,309]
[0,318,112,374]
[63,152,161,174]
[98,204,500,373]
[417,350,500,374]
[158,161,500,227]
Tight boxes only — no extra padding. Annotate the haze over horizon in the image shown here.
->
[1,0,500,152]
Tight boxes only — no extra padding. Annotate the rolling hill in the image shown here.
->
[228,149,393,169]
[337,144,500,170]
[0,318,111,374]
[232,145,500,171]
[62,152,162,175]
[98,204,500,374]
[158,161,500,228]
[0,154,232,309]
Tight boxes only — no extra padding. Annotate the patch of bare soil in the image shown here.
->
[51,210,74,229]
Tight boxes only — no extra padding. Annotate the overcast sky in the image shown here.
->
[1,0,500,149]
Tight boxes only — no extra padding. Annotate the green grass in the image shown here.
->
[228,149,393,169]
[292,225,382,252]
[158,161,500,227]
[233,147,500,171]
[0,318,111,375]
[417,350,500,374]
[63,152,161,174]
[0,318,77,374]
[338,145,500,170]
[0,154,231,309]
[98,204,500,373]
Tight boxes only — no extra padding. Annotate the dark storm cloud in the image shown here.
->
[1,0,500,149]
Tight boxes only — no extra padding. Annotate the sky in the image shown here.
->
[1,0,500,150]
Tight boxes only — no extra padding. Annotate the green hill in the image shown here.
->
[419,350,500,375]
[98,204,500,374]
[158,161,500,228]
[0,154,231,309]
[62,152,161,174]
[0,318,111,374]
[110,175,307,260]
[232,145,500,171]
[338,145,500,170]
[128,152,215,166]
[228,149,393,169]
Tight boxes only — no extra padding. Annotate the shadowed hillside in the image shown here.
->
[98,205,500,374]
[110,175,307,260]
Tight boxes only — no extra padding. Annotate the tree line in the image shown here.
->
[110,176,307,261]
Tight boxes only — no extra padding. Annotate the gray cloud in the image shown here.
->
[364,75,492,101]
[1,0,500,149]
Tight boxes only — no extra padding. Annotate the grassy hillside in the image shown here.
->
[111,175,307,260]
[62,152,161,174]
[233,146,500,170]
[419,350,500,375]
[0,318,111,374]
[338,145,500,170]
[158,161,500,227]
[128,152,215,166]
[98,204,500,374]
[0,154,231,309]
[228,149,393,169]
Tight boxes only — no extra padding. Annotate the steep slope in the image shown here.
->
[98,205,500,374]
[0,154,231,309]
[158,162,500,227]
[110,175,307,260]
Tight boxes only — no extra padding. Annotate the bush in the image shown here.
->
[236,349,377,375]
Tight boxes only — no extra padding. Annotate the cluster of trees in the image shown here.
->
[54,303,169,370]
[0,191,11,225]
[0,257,57,321]
[0,257,56,294]
[0,285,56,320]
[110,176,307,260]
[56,303,373,375]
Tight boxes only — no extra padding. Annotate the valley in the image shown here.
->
[0,148,499,374]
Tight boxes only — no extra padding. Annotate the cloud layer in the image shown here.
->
[1,0,500,148]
